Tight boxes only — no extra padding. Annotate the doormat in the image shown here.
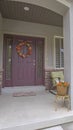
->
[13,91,36,97]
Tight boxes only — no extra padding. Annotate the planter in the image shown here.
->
[57,86,68,96]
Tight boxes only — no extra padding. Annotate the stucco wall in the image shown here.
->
[0,13,3,69]
[2,18,63,69]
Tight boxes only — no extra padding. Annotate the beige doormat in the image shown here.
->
[13,91,36,97]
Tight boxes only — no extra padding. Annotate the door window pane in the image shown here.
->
[6,38,12,80]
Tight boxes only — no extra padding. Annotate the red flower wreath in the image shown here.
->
[16,41,32,58]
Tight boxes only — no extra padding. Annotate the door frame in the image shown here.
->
[3,34,45,87]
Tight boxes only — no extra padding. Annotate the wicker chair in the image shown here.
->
[49,71,70,110]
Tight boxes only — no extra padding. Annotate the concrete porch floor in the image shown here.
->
[0,86,73,130]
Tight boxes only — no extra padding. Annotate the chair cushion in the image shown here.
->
[51,71,64,86]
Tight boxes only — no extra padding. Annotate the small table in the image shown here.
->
[55,94,70,111]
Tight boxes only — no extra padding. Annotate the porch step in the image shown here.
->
[0,125,64,130]
[62,122,73,130]
[43,126,63,130]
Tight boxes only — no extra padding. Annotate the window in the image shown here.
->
[6,38,12,80]
[54,36,64,68]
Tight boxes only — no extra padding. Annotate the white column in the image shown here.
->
[63,3,73,109]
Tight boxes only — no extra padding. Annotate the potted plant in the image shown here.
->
[56,82,69,96]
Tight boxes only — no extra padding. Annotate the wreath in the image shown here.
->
[16,41,32,58]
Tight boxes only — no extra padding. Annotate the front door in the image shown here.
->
[3,34,44,87]
[12,36,36,86]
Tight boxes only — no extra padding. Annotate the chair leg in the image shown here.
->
[55,96,58,111]
[55,95,70,111]
[65,96,70,111]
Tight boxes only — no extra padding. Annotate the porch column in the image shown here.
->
[63,2,73,110]
[0,13,3,69]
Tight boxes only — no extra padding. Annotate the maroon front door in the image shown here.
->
[3,35,44,87]
[12,36,36,86]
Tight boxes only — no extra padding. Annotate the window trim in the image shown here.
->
[54,35,64,69]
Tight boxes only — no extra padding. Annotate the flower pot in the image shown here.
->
[57,86,68,96]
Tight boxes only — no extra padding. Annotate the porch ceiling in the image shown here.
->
[0,0,63,27]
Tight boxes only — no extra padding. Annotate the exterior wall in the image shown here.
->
[2,18,63,70]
